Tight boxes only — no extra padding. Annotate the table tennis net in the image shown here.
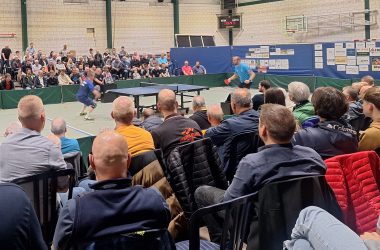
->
[139,82,179,91]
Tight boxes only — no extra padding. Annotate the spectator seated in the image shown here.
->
[195,104,327,244]
[189,95,211,130]
[151,89,203,161]
[205,88,259,174]
[53,131,175,249]
[293,87,358,159]
[0,183,47,250]
[141,108,163,132]
[288,81,315,125]
[359,87,380,151]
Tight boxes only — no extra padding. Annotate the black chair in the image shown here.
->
[177,176,341,250]
[226,131,264,181]
[129,150,158,175]
[75,229,176,250]
[220,102,232,115]
[11,169,76,246]
[252,175,342,250]
[63,151,87,182]
[176,192,256,250]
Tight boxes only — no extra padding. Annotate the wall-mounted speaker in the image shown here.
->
[222,0,236,10]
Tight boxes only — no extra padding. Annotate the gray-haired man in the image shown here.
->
[51,117,80,155]
[189,96,211,130]
[205,88,259,179]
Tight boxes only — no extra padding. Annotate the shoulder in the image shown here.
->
[292,127,321,144]
[135,126,153,136]
[293,144,321,156]
[252,93,263,100]
[360,127,380,141]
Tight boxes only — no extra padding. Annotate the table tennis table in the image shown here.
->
[106,82,209,118]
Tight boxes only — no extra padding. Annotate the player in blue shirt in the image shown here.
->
[226,56,256,88]
[76,69,101,120]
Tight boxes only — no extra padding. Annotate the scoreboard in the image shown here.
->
[218,15,241,29]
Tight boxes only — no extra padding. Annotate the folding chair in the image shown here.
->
[12,169,76,246]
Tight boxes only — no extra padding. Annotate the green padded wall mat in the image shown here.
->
[264,75,316,91]
[315,77,352,90]
[1,86,62,109]
[61,85,80,103]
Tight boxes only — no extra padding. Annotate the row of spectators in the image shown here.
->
[1,66,379,248]
[0,43,207,91]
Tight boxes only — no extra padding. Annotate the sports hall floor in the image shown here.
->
[0,86,258,143]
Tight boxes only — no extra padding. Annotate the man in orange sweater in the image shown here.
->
[111,96,155,156]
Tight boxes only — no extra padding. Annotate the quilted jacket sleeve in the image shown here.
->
[324,159,350,225]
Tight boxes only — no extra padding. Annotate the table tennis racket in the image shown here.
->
[224,79,231,86]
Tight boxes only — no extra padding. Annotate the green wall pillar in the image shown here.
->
[173,0,179,46]
[21,0,28,52]
[106,0,113,49]
[365,0,370,39]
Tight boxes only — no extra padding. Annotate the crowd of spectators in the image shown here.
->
[0,43,207,91]
[1,70,380,249]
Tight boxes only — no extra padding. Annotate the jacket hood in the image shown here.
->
[318,119,357,137]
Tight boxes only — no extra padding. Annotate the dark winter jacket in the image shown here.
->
[166,138,228,217]
[292,119,358,159]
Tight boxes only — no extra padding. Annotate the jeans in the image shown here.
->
[284,206,368,250]
[194,186,226,243]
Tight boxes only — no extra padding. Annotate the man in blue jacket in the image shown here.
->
[53,131,172,249]
[205,88,259,178]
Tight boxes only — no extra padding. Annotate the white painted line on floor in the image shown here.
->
[47,118,94,137]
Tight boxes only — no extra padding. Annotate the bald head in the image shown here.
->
[112,96,135,125]
[158,89,178,114]
[207,104,224,127]
[90,131,130,181]
[192,96,206,112]
[232,88,251,107]
[142,108,155,120]
[18,95,45,132]
[51,117,67,137]
[361,75,375,87]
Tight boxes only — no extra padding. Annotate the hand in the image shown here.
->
[361,232,380,241]
[244,80,251,84]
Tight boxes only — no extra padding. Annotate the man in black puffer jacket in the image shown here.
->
[292,87,358,160]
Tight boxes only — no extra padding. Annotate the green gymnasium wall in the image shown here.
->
[0,73,376,109]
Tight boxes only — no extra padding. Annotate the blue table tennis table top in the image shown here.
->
[107,83,209,96]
